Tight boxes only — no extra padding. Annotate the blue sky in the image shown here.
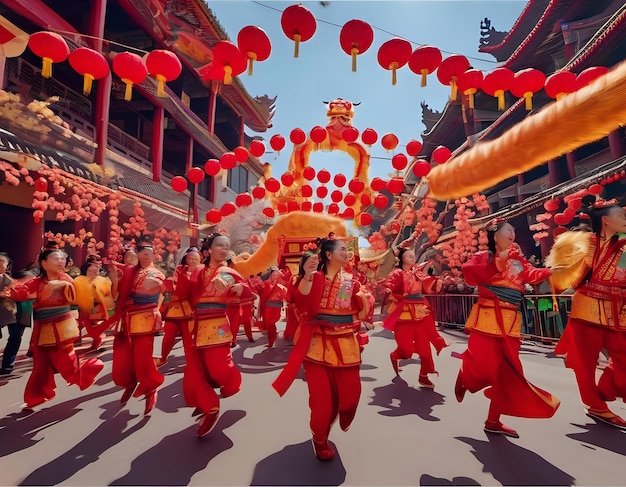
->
[208,1,525,182]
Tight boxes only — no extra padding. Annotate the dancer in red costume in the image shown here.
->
[6,245,104,409]
[110,244,165,415]
[285,251,319,341]
[188,233,249,437]
[155,247,202,367]
[260,268,288,348]
[273,235,373,460]
[384,248,449,388]
[455,220,560,438]
[548,196,626,429]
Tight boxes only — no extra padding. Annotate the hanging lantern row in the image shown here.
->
[27,31,182,98]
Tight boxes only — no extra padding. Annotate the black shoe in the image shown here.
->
[0,368,13,375]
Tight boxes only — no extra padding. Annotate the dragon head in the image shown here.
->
[324,98,359,126]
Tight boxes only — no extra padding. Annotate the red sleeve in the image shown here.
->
[520,259,552,285]
[461,251,498,286]
[384,269,404,298]
[351,280,364,312]
[9,276,41,301]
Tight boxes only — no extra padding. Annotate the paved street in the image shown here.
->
[1,321,625,486]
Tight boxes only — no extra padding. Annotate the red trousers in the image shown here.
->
[183,343,242,414]
[557,319,626,411]
[25,343,103,407]
[112,334,164,397]
[391,315,442,375]
[284,305,298,341]
[160,320,182,360]
[263,307,282,346]
[303,361,361,443]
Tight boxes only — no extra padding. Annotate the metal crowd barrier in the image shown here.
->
[426,293,573,343]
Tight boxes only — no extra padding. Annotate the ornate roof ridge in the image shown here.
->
[479,0,543,53]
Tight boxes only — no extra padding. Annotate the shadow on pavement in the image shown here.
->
[250,440,346,486]
[420,474,481,485]
[456,436,576,486]
[369,375,445,421]
[566,421,626,456]
[231,340,291,375]
[109,409,246,486]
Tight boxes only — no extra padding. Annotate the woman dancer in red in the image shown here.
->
[111,244,165,415]
[6,245,104,408]
[155,247,202,366]
[188,233,249,437]
[548,196,626,429]
[384,248,448,388]
[285,251,319,341]
[260,268,288,348]
[455,220,560,438]
[273,236,372,460]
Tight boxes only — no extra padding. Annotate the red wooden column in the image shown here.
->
[608,129,626,160]
[548,159,562,187]
[152,105,164,182]
[239,115,245,146]
[207,82,217,135]
[185,136,194,173]
[516,174,524,203]
[89,0,111,167]
[566,152,577,179]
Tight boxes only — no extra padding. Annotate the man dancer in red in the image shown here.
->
[260,267,288,348]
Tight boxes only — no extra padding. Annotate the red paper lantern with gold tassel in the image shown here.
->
[200,41,246,85]
[28,31,69,79]
[377,38,412,86]
[456,69,483,109]
[146,49,182,97]
[339,19,374,72]
[575,66,609,90]
[482,68,514,111]
[112,51,147,101]
[237,26,271,75]
[68,47,110,96]
[408,45,442,87]
[510,68,545,110]
[545,71,576,101]
[437,54,469,100]
[281,4,316,58]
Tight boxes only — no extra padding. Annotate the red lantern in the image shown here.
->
[563,207,576,219]
[317,169,331,184]
[310,126,327,144]
[220,152,237,170]
[331,190,343,203]
[370,177,387,192]
[361,128,378,146]
[437,54,470,100]
[544,199,560,212]
[413,160,431,177]
[171,176,187,193]
[567,198,582,211]
[510,68,546,110]
[204,159,221,176]
[482,68,514,111]
[333,173,347,188]
[303,166,316,180]
[588,184,603,195]
[281,4,316,58]
[406,140,423,157]
[235,193,252,207]
[290,128,306,145]
[68,47,110,96]
[456,69,483,109]
[146,49,182,97]
[381,133,399,151]
[553,213,570,226]
[342,126,359,143]
[388,177,405,194]
[301,184,313,197]
[576,66,609,90]
[348,178,365,194]
[264,177,280,192]
[392,153,408,171]
[360,194,371,206]
[270,134,286,152]
[377,38,412,86]
[250,140,265,157]
[252,186,266,199]
[408,45,442,87]
[234,146,249,163]
[199,41,246,85]
[221,202,237,216]
[206,208,222,224]
[545,71,576,100]
[237,25,271,75]
[339,19,374,72]
[287,201,300,213]
[112,52,147,101]
[262,207,275,218]
[301,201,312,212]
[278,203,288,215]
[188,167,204,184]
[432,146,452,165]
[313,202,324,213]
[28,31,69,79]
[328,203,340,215]
[281,172,295,187]
[343,208,355,220]
[34,177,48,192]
[344,193,356,206]
[374,194,388,209]
[316,186,329,199]
[359,213,373,226]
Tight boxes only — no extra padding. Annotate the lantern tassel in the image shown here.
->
[420,68,428,87]
[83,73,94,96]
[122,79,133,101]
[468,92,475,110]
[524,92,533,110]
[351,47,359,72]
[247,52,257,75]
[156,74,166,98]
[556,92,565,101]
[390,62,399,86]
[450,77,458,100]
[496,90,505,111]
[42,57,53,79]
[293,33,301,58]
[224,65,233,85]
